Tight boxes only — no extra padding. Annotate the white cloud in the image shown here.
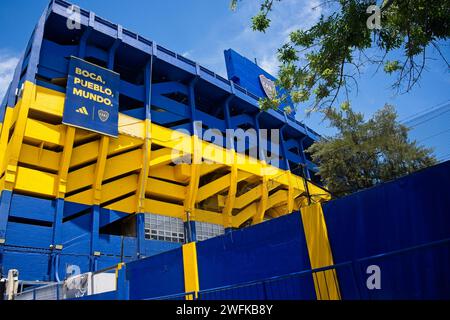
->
[181,50,194,58]
[0,52,19,102]
[259,55,279,75]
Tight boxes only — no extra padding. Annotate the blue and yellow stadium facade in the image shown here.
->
[2,0,449,300]
[0,0,336,292]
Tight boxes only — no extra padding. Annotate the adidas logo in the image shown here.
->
[76,106,89,115]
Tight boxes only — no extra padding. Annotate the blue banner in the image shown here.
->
[63,56,120,137]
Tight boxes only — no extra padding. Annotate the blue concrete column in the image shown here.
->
[50,198,65,281]
[188,76,199,134]
[0,191,12,269]
[90,205,100,271]
[78,27,92,58]
[52,198,64,248]
[24,5,47,83]
[255,112,264,162]
[280,125,291,171]
[299,137,311,180]
[223,95,234,150]
[184,220,197,243]
[224,96,236,235]
[136,213,146,259]
[0,190,13,244]
[116,263,129,300]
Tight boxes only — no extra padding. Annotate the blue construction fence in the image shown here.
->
[80,160,450,300]
[147,237,449,300]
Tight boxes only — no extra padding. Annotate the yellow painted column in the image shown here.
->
[2,82,35,191]
[137,118,151,213]
[0,107,14,181]
[300,202,341,300]
[287,172,294,213]
[252,163,268,225]
[182,241,200,300]
[184,135,201,220]
[55,126,76,198]
[93,135,110,204]
[222,150,237,229]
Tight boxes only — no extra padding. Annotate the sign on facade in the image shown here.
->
[63,56,120,137]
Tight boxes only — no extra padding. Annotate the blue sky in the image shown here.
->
[0,0,449,146]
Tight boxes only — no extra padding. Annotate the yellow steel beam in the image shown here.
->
[70,135,143,169]
[252,175,268,225]
[118,113,145,138]
[0,107,14,177]
[4,82,35,190]
[195,208,223,225]
[222,151,237,228]
[184,135,201,220]
[23,119,66,147]
[196,170,253,203]
[66,164,95,193]
[93,136,110,204]
[231,202,258,228]
[238,182,279,209]
[267,190,289,209]
[196,173,231,203]
[56,126,75,197]
[145,198,184,218]
[67,148,142,193]
[104,149,142,180]
[19,144,60,172]
[15,166,56,197]
[148,164,189,184]
[136,119,151,213]
[32,85,65,118]
[287,172,295,213]
[105,194,136,214]
[200,164,226,176]
[149,147,178,167]
[146,178,186,201]
[66,174,138,206]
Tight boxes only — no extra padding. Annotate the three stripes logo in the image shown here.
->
[76,106,89,115]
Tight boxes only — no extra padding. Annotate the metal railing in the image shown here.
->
[149,237,450,300]
[14,264,119,300]
[15,282,64,301]
[145,291,196,301]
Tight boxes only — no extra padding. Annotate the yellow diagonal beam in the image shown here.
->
[137,118,151,213]
[184,135,201,220]
[222,151,237,228]
[148,164,190,184]
[196,173,231,203]
[56,126,75,197]
[231,202,258,228]
[93,136,110,204]
[146,178,186,201]
[3,82,34,190]
[252,175,268,225]
[149,147,178,167]
[0,108,16,177]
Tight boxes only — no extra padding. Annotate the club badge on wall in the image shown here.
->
[98,110,110,122]
[259,74,276,99]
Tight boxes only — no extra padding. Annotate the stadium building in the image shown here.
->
[0,0,448,300]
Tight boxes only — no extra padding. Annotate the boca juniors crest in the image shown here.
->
[259,74,276,100]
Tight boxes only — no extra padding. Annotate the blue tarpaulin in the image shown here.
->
[323,161,450,299]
